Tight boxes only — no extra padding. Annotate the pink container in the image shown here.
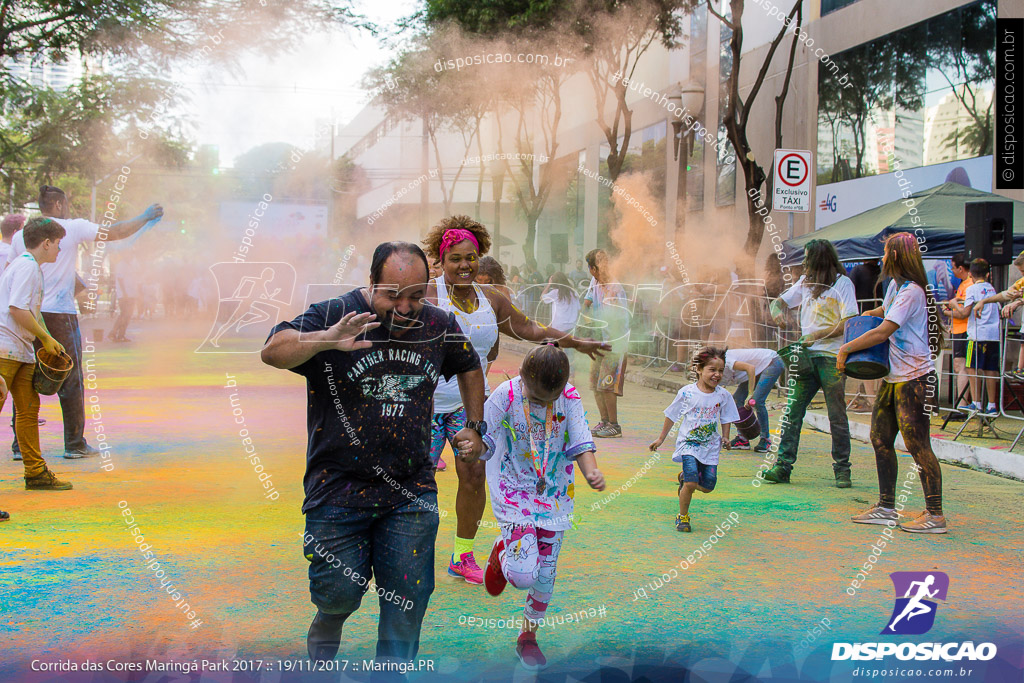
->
[735,404,761,440]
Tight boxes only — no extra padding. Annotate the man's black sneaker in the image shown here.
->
[64,444,100,459]
[675,514,691,532]
[307,610,346,662]
[835,470,852,488]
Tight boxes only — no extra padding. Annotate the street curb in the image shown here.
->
[802,410,1024,482]
[502,341,1024,481]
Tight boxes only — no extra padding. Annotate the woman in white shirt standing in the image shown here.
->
[838,233,946,534]
[540,272,581,378]
[766,239,859,487]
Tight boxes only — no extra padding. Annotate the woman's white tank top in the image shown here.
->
[432,275,499,414]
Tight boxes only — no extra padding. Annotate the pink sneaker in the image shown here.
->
[448,551,483,584]
[516,631,547,670]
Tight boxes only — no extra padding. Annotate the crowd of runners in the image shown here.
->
[262,215,964,673]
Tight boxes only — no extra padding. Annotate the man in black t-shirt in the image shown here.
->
[262,241,485,666]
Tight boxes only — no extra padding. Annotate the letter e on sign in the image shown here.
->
[773,149,813,213]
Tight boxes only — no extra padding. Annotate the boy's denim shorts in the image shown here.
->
[679,454,718,491]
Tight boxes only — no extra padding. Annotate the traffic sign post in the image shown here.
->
[773,149,813,213]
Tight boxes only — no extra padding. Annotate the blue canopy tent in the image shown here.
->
[780,182,1024,266]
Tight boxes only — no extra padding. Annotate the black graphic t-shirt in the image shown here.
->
[268,288,480,512]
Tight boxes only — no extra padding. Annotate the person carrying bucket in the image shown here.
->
[720,346,784,453]
[0,218,72,492]
[765,239,858,488]
[837,233,947,534]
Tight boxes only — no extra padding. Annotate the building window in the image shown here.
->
[816,0,996,184]
[716,4,736,206]
[822,0,862,16]
[686,5,707,212]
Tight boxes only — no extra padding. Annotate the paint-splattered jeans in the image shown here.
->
[775,353,851,474]
[499,524,564,625]
[303,495,439,664]
[870,374,943,515]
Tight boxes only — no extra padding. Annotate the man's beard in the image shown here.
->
[380,307,423,332]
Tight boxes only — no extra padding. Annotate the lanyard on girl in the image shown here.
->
[521,398,554,495]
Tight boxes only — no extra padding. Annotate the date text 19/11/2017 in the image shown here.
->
[32,659,437,674]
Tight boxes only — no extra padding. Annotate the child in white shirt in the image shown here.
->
[649,346,740,532]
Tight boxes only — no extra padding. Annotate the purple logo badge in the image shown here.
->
[882,572,949,635]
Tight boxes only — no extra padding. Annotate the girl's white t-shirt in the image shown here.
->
[721,348,780,386]
[664,383,740,465]
[541,289,581,333]
[481,378,596,531]
[882,280,934,382]
[779,274,858,355]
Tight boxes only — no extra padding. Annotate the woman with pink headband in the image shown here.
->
[422,215,609,586]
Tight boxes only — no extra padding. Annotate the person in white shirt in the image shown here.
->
[0,217,72,491]
[6,185,163,459]
[0,214,25,277]
[540,272,581,379]
[649,346,740,533]
[959,259,1000,414]
[719,347,784,453]
[838,233,947,534]
[767,239,858,487]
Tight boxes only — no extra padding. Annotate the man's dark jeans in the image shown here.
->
[13,312,87,453]
[303,493,439,666]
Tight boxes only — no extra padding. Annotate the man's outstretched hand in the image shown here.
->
[325,312,379,352]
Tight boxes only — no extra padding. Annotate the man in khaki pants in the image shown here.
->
[0,217,71,493]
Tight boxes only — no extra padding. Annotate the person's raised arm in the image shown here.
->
[104,204,164,241]
[261,311,378,370]
[488,286,608,359]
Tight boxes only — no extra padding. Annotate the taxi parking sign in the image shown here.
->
[773,149,812,213]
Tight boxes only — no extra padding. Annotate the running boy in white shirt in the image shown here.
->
[649,347,740,533]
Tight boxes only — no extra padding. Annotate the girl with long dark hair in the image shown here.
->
[765,239,858,487]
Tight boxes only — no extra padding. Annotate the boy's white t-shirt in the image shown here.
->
[881,280,934,383]
[721,348,780,386]
[664,383,740,466]
[0,252,44,363]
[779,274,858,354]
[963,281,1000,342]
[6,217,99,314]
[481,378,596,531]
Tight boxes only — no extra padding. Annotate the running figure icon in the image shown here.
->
[886,574,938,632]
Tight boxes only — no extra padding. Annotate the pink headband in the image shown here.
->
[439,229,479,261]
